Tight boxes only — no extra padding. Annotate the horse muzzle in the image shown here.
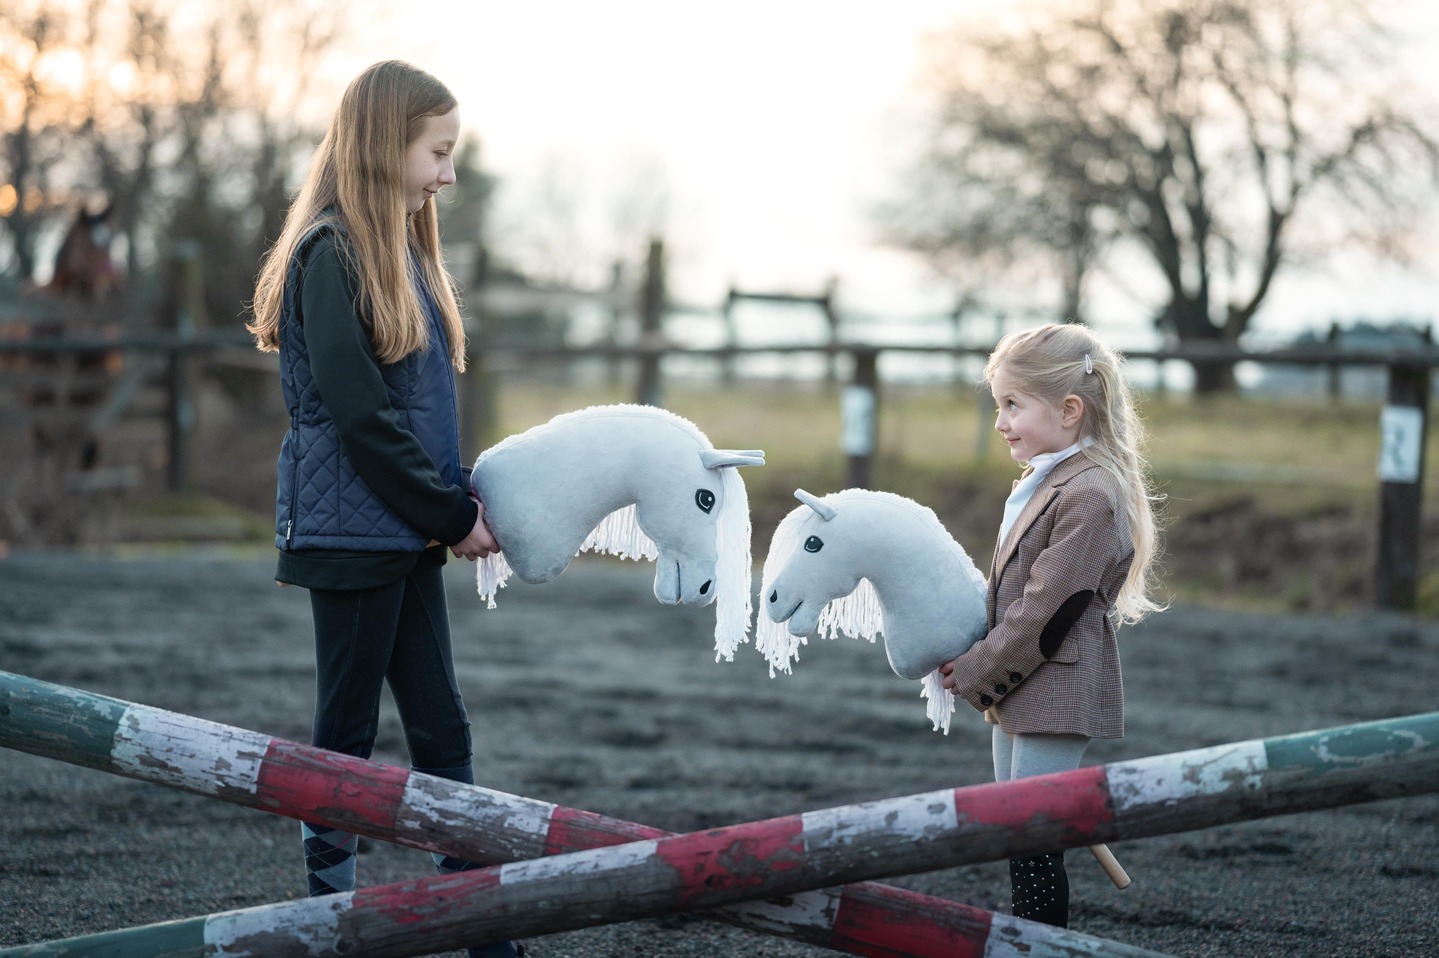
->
[764,586,817,636]
[653,554,717,607]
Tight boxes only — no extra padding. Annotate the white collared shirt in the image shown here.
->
[998,441,1085,545]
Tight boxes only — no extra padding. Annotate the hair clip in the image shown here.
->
[1084,352,1093,374]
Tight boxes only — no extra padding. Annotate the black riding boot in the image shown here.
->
[1009,852,1069,927]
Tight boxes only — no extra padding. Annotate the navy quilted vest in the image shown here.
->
[274,223,462,552]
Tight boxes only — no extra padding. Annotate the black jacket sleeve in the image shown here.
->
[298,236,478,546]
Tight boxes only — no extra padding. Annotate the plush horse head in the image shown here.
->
[756,488,987,732]
[471,404,764,660]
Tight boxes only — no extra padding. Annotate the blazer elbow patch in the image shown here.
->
[1039,589,1094,658]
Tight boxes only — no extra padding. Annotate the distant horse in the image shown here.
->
[15,201,125,470]
[471,404,765,660]
[47,201,122,301]
[757,488,988,733]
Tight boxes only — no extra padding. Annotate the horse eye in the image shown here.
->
[804,535,823,553]
[695,489,715,514]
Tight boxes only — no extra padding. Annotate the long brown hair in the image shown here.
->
[985,323,1165,623]
[248,60,466,369]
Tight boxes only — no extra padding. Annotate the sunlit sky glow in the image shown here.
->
[339,0,1439,339]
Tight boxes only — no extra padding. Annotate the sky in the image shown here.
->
[345,2,1022,311]
[345,0,1439,343]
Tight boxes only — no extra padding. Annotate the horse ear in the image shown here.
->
[699,449,765,470]
[794,488,837,521]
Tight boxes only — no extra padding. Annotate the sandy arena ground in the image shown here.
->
[2,550,1437,957]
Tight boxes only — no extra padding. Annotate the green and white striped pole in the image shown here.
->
[5,671,1436,956]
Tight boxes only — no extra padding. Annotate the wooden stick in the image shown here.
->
[1089,843,1131,888]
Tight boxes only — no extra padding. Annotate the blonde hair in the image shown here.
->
[985,323,1164,623]
[248,60,466,370]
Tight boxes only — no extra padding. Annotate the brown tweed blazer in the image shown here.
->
[951,451,1130,739]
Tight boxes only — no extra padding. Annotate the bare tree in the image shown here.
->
[495,153,595,290]
[0,4,77,285]
[0,0,363,545]
[2,0,349,314]
[884,0,1439,390]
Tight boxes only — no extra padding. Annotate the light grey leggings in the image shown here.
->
[992,726,1091,927]
[991,726,1090,781]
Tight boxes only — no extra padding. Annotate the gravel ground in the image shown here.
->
[2,549,1437,957]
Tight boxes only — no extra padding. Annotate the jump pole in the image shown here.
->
[0,671,1159,958]
[8,692,1439,958]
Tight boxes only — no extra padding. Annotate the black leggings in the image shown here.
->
[308,559,471,767]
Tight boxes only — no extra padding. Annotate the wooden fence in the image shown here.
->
[463,337,1439,612]
[2,325,1436,608]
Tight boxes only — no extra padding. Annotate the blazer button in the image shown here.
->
[979,694,994,707]
[1010,672,1023,683]
[994,683,1008,694]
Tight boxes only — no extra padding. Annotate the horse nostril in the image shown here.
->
[768,589,777,603]
[700,580,711,596]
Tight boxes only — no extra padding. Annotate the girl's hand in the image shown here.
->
[938,659,957,692]
[452,498,500,561]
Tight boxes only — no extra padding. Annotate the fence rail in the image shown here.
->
[2,329,1435,608]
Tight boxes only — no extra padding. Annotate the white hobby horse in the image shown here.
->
[471,404,764,661]
[756,487,1131,888]
[756,488,988,734]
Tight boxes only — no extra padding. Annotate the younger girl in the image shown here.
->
[248,61,517,957]
[939,322,1163,928]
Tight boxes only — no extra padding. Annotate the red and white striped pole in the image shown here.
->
[0,670,1157,958]
[7,673,1438,957]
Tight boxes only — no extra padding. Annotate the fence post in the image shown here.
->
[166,241,203,493]
[820,275,839,384]
[1376,360,1430,610]
[1327,322,1342,399]
[843,348,878,488]
[606,260,625,388]
[721,285,738,386]
[636,238,665,407]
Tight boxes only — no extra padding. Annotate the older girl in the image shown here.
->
[248,60,519,958]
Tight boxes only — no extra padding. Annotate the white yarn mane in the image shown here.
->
[712,464,754,663]
[476,503,660,608]
[756,489,987,734]
[475,404,754,659]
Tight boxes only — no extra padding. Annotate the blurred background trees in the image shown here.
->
[0,0,494,328]
[884,0,1439,390]
[0,0,499,545]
